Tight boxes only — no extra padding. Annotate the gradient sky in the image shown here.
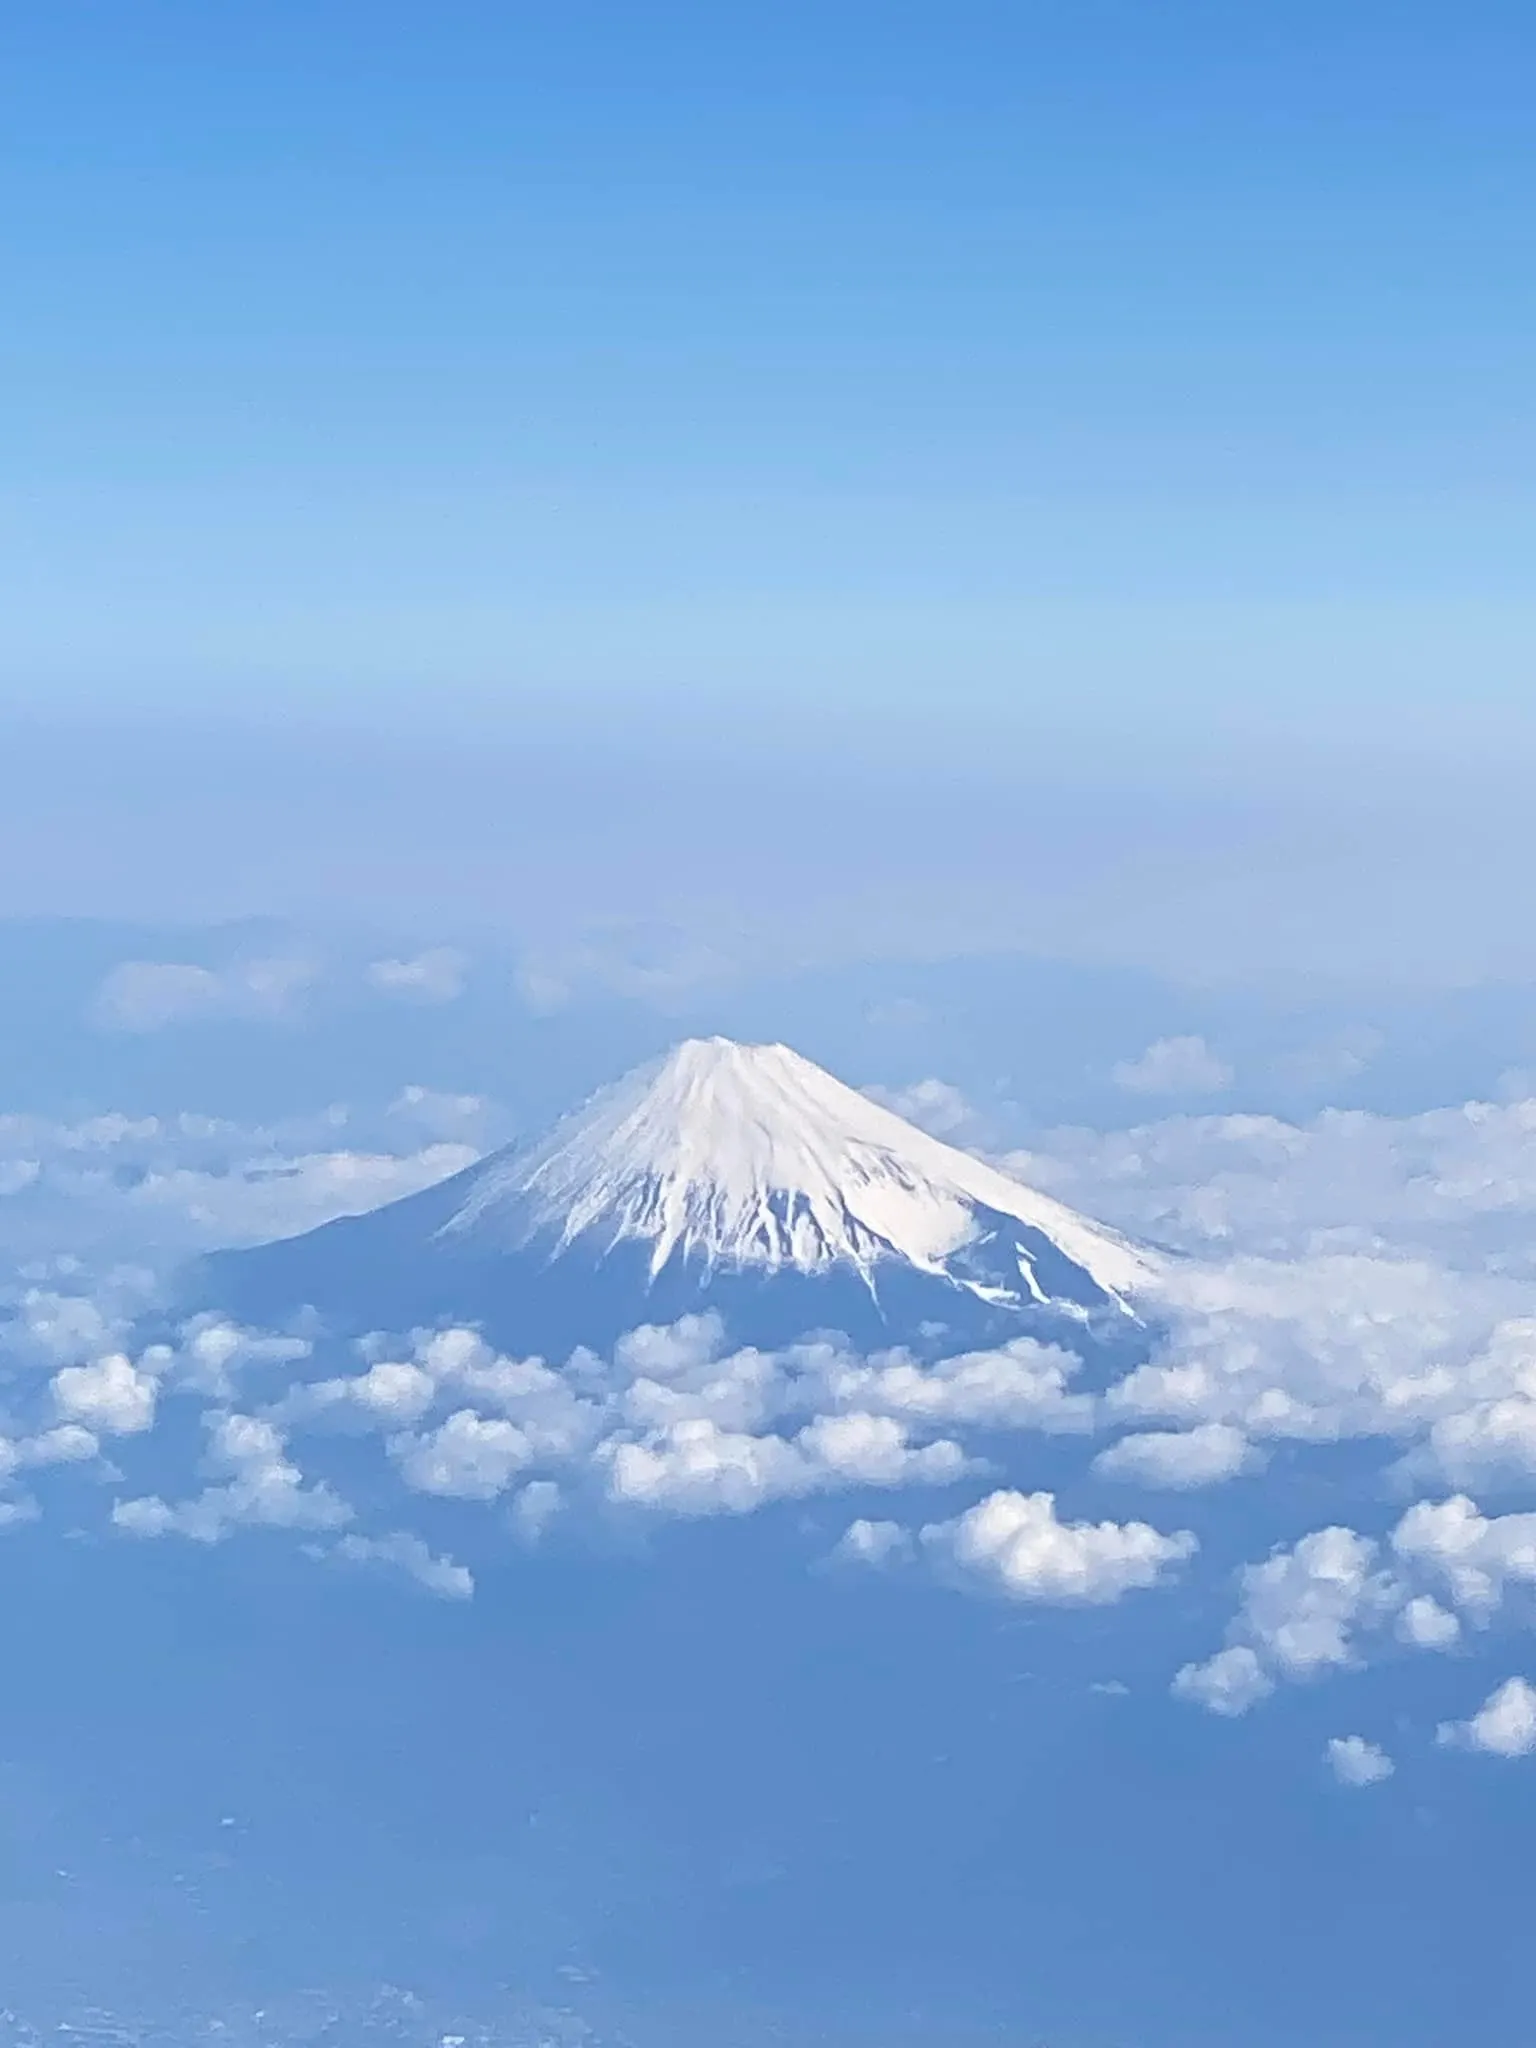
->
[3,2,1533,746]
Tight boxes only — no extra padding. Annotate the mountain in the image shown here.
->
[199,1038,1159,1354]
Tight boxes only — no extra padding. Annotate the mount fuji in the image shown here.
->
[201,1038,1160,1354]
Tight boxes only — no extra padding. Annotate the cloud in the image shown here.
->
[0,1102,480,1267]
[393,1410,533,1500]
[1396,1594,1462,1649]
[52,1352,158,1435]
[1439,1677,1536,1758]
[1112,1036,1233,1096]
[1092,1422,1258,1488]
[601,1411,966,1518]
[510,1479,563,1543]
[1390,1494,1536,1617]
[819,1335,1093,1434]
[1327,1735,1394,1786]
[862,1079,979,1139]
[334,1530,474,1600]
[91,957,318,1031]
[113,1413,351,1543]
[921,1489,1196,1605]
[832,1518,913,1568]
[365,949,467,1002]
[1174,1527,1396,1715]
[1172,1645,1274,1716]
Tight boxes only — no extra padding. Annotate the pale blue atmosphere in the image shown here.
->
[3,9,1536,2047]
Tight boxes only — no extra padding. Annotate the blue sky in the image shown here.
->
[3,2,1534,751]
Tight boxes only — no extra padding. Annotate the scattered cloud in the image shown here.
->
[832,1518,913,1568]
[1092,1422,1258,1488]
[1112,1036,1233,1096]
[1173,1646,1273,1716]
[52,1352,158,1435]
[1439,1677,1536,1758]
[1173,1527,1396,1715]
[113,1413,351,1544]
[921,1489,1196,1605]
[366,949,467,1003]
[1327,1735,1394,1786]
[91,957,318,1031]
[334,1530,474,1600]
[394,1410,534,1501]
[862,1079,979,1140]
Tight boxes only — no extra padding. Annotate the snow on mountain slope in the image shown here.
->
[445,1037,1155,1306]
[199,1038,1160,1351]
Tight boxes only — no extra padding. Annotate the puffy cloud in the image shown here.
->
[91,957,317,1031]
[922,1489,1196,1605]
[1172,1645,1274,1716]
[1175,1527,1396,1715]
[818,1336,1093,1435]
[1112,1037,1232,1097]
[1390,1494,1536,1617]
[334,1531,473,1600]
[366,949,467,1003]
[832,1518,913,1568]
[1396,1594,1462,1650]
[1439,1677,1536,1758]
[798,1412,967,1487]
[21,1423,101,1466]
[52,1353,158,1435]
[292,1359,438,1427]
[601,1411,964,1518]
[1092,1422,1258,1488]
[1327,1735,1394,1786]
[113,1413,350,1544]
[393,1410,532,1500]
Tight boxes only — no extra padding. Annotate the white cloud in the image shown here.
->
[124,1142,477,1250]
[832,1518,913,1568]
[1112,1036,1232,1096]
[1396,1594,1462,1649]
[1439,1677,1536,1757]
[92,957,318,1031]
[1175,1526,1396,1715]
[921,1489,1196,1605]
[52,1352,158,1435]
[861,1079,979,1139]
[600,1410,963,1518]
[1390,1494,1536,1617]
[334,1530,473,1600]
[1172,1645,1274,1716]
[21,1423,100,1467]
[1327,1735,1394,1786]
[819,1336,1093,1434]
[510,1479,563,1543]
[1092,1422,1258,1488]
[292,1359,438,1427]
[366,949,467,1003]
[393,1409,532,1500]
[797,1411,968,1487]
[113,1413,350,1544]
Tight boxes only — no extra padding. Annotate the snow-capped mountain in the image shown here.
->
[201,1038,1158,1353]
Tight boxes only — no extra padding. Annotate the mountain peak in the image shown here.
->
[439,1035,1154,1305]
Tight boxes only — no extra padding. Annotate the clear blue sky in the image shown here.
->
[3,1,1533,751]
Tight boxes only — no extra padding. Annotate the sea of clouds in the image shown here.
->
[7,1054,1536,1782]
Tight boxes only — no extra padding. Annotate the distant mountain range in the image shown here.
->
[201,1037,1160,1354]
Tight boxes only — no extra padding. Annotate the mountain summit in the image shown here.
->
[203,1038,1157,1353]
